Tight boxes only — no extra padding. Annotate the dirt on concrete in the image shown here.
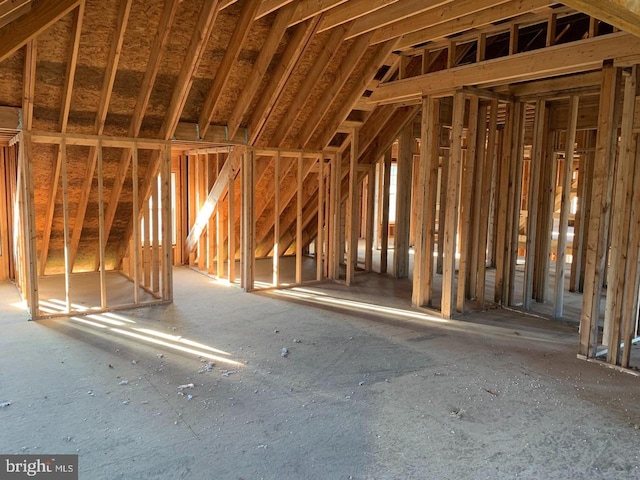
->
[0,268,638,479]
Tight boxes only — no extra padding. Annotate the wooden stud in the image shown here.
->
[579,63,622,358]
[346,129,360,285]
[317,157,325,281]
[228,156,236,284]
[510,24,519,54]
[570,130,589,292]
[197,154,206,271]
[546,13,557,46]
[605,68,637,362]
[241,149,255,291]
[296,153,303,284]
[151,169,160,294]
[132,145,140,304]
[554,96,579,318]
[380,150,391,274]
[60,140,71,313]
[524,100,545,310]
[395,127,413,279]
[476,99,498,307]
[273,152,281,286]
[442,92,465,318]
[413,96,439,307]
[456,95,479,312]
[97,141,107,308]
[477,33,486,63]
[364,166,375,272]
[20,133,39,319]
[161,144,173,301]
[143,186,152,286]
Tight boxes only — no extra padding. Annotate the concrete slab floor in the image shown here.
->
[0,267,639,480]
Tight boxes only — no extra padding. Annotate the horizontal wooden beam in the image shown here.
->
[0,0,80,63]
[30,131,169,149]
[371,32,640,104]
[173,122,247,144]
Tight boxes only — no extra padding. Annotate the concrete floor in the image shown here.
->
[1,267,640,479]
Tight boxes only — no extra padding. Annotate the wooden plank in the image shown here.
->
[20,133,38,319]
[441,91,465,318]
[371,0,510,46]
[579,62,622,358]
[132,145,140,304]
[60,140,71,312]
[228,160,236,283]
[296,153,303,284]
[346,0,450,40]
[161,144,173,301]
[394,126,412,279]
[569,131,587,292]
[317,0,399,32]
[160,0,222,140]
[412,96,438,307]
[151,167,160,293]
[346,130,359,285]
[298,32,374,148]
[0,0,80,63]
[248,16,320,144]
[554,96,579,318]
[270,23,349,146]
[394,0,552,51]
[317,157,325,280]
[605,67,636,362]
[144,175,152,284]
[289,0,348,26]
[364,167,375,271]
[329,153,342,279]
[621,131,640,367]
[372,33,640,104]
[226,2,296,141]
[97,141,106,308]
[184,150,241,255]
[241,149,255,291]
[314,38,398,149]
[494,104,512,304]
[456,94,478,312]
[561,0,640,39]
[198,0,261,138]
[273,152,280,286]
[524,100,546,310]
[197,154,206,271]
[30,132,168,149]
[476,99,498,308]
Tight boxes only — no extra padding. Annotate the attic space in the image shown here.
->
[1,1,640,478]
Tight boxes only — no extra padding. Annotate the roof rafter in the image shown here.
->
[345,0,451,41]
[393,0,557,51]
[297,31,374,148]
[317,0,399,33]
[247,15,321,145]
[68,0,132,270]
[198,0,262,139]
[0,0,81,63]
[288,0,347,27]
[98,0,181,270]
[314,38,398,149]
[269,21,350,146]
[40,2,84,275]
[562,0,640,39]
[226,1,297,141]
[371,0,513,46]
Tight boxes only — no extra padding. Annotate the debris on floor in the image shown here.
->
[131,360,137,365]
[281,347,289,357]
[156,353,164,359]
[0,401,11,408]
[293,338,301,343]
[178,383,195,391]
[119,380,129,385]
[198,362,215,374]
[450,407,464,418]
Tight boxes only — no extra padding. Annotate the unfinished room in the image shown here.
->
[1,0,639,478]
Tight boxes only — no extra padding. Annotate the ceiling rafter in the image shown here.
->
[69,0,133,270]
[226,1,297,141]
[345,0,451,41]
[198,0,262,139]
[394,0,558,51]
[314,38,398,149]
[371,0,513,46]
[0,0,80,63]
[248,15,321,145]
[562,0,640,39]
[269,21,350,147]
[116,0,223,267]
[297,31,374,148]
[288,0,347,27]
[40,2,84,275]
[317,0,399,33]
[98,0,181,270]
